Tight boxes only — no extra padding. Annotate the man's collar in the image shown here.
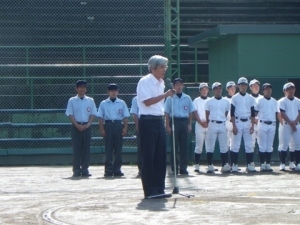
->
[150,73,163,85]
[76,95,86,99]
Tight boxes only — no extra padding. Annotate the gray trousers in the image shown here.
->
[104,122,123,174]
[71,125,91,174]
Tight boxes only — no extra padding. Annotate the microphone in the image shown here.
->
[164,78,173,91]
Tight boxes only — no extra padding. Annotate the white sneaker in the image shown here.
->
[246,162,256,172]
[207,165,215,173]
[231,164,239,172]
[265,164,273,171]
[221,163,231,173]
[289,162,296,170]
[194,164,200,172]
[279,163,286,171]
[295,164,300,171]
[260,163,267,171]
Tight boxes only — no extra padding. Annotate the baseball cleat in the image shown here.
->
[289,162,296,170]
[231,164,239,172]
[260,163,267,172]
[295,164,300,171]
[221,163,231,173]
[194,164,200,172]
[246,162,256,172]
[207,165,215,173]
[265,164,273,172]
[279,163,286,171]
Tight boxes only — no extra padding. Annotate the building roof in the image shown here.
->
[188,24,300,47]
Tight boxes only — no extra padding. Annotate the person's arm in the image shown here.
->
[250,106,255,134]
[231,103,237,135]
[205,110,210,124]
[165,113,171,135]
[84,115,94,130]
[132,114,139,133]
[277,112,283,125]
[122,117,128,136]
[144,89,174,106]
[98,118,106,137]
[188,112,193,132]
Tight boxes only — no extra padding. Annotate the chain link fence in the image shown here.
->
[0,0,165,153]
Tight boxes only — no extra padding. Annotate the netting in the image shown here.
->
[0,0,165,152]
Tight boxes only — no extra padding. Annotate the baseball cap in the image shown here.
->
[237,77,248,85]
[173,78,184,85]
[199,82,209,89]
[262,83,272,90]
[283,82,295,91]
[226,81,236,88]
[249,79,260,86]
[76,80,87,87]
[107,83,118,91]
[212,82,222,90]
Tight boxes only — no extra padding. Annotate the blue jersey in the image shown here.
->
[97,97,130,120]
[164,93,195,118]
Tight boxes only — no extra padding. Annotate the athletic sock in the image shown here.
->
[290,151,295,163]
[280,151,287,164]
[265,152,272,164]
[295,150,300,165]
[278,150,281,159]
[221,152,228,167]
[207,152,213,165]
[230,151,238,165]
[195,153,201,164]
[259,151,265,164]
[246,153,254,165]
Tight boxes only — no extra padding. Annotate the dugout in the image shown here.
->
[188,24,300,163]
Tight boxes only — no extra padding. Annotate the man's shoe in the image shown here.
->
[221,163,230,173]
[180,169,189,175]
[104,173,113,177]
[295,164,300,171]
[289,162,296,170]
[231,164,239,172]
[260,163,267,172]
[72,173,81,177]
[82,173,92,177]
[265,164,273,172]
[194,164,200,172]
[279,163,286,171]
[246,162,256,172]
[207,165,215,173]
[114,172,124,177]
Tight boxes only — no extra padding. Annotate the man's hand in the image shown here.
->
[250,126,254,134]
[100,128,106,137]
[188,124,192,133]
[198,120,208,128]
[233,125,238,135]
[254,118,258,125]
[76,124,84,132]
[166,126,172,135]
[122,127,127,136]
[290,121,297,132]
[165,89,176,98]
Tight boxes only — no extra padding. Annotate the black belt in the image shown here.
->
[76,121,88,125]
[260,120,275,125]
[210,120,224,124]
[140,115,163,120]
[285,122,299,125]
[105,120,122,123]
[236,117,249,122]
[173,117,188,121]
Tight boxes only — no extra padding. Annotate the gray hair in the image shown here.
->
[148,55,168,72]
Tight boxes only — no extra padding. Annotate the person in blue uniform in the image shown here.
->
[65,80,97,177]
[130,96,142,176]
[97,83,130,177]
[164,78,195,175]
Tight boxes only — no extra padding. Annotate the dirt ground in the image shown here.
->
[0,164,300,225]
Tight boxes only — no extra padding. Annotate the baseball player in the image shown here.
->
[205,82,230,173]
[224,81,237,152]
[193,83,210,172]
[278,82,300,171]
[230,77,256,172]
[278,92,296,170]
[249,79,263,158]
[255,83,279,172]
[165,78,195,175]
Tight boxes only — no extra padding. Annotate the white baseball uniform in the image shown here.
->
[205,97,230,153]
[277,97,295,152]
[279,97,300,151]
[255,97,279,153]
[193,96,210,154]
[230,92,256,153]
[224,95,233,150]
[251,94,263,151]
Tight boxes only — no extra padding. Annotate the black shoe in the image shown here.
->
[72,173,81,177]
[82,173,92,177]
[180,170,189,175]
[104,173,113,177]
[114,172,124,177]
